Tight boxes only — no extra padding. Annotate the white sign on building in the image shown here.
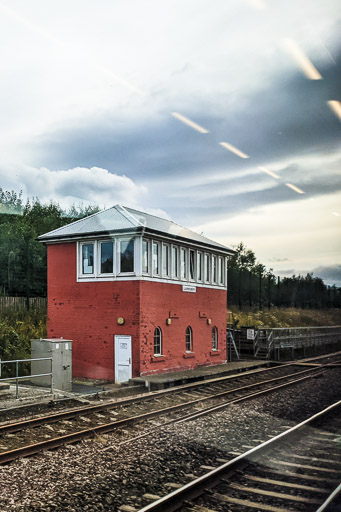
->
[182,285,197,293]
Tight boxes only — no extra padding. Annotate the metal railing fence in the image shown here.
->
[0,357,53,398]
[256,326,341,360]
[229,325,341,361]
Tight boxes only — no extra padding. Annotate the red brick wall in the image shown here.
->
[47,244,141,380]
[47,243,227,381]
[139,281,227,375]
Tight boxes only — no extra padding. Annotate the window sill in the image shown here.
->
[183,352,195,359]
[151,355,165,363]
[210,350,221,356]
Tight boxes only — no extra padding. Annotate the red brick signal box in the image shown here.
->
[39,205,234,382]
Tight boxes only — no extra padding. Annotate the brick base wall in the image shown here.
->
[139,280,227,375]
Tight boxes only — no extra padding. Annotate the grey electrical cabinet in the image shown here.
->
[31,338,72,391]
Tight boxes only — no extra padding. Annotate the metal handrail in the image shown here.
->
[0,357,53,398]
[270,325,341,331]
[238,325,341,361]
[266,331,274,359]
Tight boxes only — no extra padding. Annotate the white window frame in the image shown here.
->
[152,241,160,276]
[162,243,170,277]
[212,255,218,284]
[197,251,203,282]
[180,247,187,281]
[171,244,179,279]
[77,238,228,287]
[218,256,224,285]
[189,249,196,282]
[79,241,96,277]
[153,326,163,356]
[185,326,193,352]
[118,238,135,275]
[204,252,210,283]
[142,238,150,275]
[99,240,115,276]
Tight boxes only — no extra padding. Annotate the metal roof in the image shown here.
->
[38,205,234,254]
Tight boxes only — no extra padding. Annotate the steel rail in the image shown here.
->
[0,366,329,465]
[0,361,274,418]
[316,483,341,512]
[112,368,328,448]
[138,399,341,512]
[0,363,327,435]
[1,350,339,426]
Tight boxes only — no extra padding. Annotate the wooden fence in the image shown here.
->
[0,296,47,312]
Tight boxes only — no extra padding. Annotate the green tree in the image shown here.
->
[0,188,23,214]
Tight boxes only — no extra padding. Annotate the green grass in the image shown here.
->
[228,307,341,328]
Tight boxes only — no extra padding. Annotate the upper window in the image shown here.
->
[185,326,193,352]
[78,239,226,286]
[172,245,179,278]
[152,242,160,275]
[189,250,195,281]
[219,257,224,285]
[197,252,203,281]
[204,253,210,283]
[162,244,170,277]
[120,239,134,273]
[142,239,149,274]
[154,327,162,356]
[82,244,94,274]
[180,248,186,279]
[212,326,218,351]
[100,241,113,274]
[212,255,217,283]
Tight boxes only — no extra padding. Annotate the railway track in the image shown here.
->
[0,357,339,465]
[138,399,341,512]
[1,351,339,424]
[1,351,339,426]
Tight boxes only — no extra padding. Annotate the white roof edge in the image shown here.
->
[37,204,112,239]
[37,204,235,253]
[117,204,146,227]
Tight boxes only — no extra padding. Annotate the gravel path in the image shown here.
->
[0,368,340,512]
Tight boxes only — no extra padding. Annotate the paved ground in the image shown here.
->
[0,359,269,406]
[130,359,268,389]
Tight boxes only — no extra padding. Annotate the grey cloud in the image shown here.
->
[269,257,289,262]
[36,59,340,178]
[27,43,341,226]
[312,264,341,287]
[278,269,296,276]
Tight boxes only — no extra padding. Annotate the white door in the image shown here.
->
[114,335,132,383]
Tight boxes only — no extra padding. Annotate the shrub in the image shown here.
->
[0,309,46,377]
[228,307,341,328]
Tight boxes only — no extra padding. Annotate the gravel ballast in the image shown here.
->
[0,368,340,512]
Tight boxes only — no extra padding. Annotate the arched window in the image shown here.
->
[154,327,162,356]
[185,326,193,352]
[212,326,218,351]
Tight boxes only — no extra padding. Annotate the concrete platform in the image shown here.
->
[0,383,10,396]
[130,360,269,391]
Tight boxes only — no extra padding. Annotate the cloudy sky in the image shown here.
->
[0,0,340,284]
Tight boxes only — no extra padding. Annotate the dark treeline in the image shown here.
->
[0,189,339,309]
[228,243,341,310]
[0,189,99,304]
